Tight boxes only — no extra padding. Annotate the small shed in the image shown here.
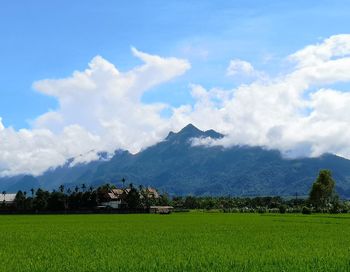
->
[149,206,174,214]
[101,200,121,209]
[0,194,16,204]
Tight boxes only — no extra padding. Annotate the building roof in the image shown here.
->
[150,206,174,209]
[146,187,160,198]
[0,194,16,202]
[111,189,124,195]
[107,192,119,200]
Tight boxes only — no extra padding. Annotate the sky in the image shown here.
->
[1,0,350,176]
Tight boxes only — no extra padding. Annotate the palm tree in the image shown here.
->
[67,188,72,195]
[74,186,79,193]
[59,185,65,193]
[89,186,94,192]
[30,188,35,197]
[121,177,126,189]
[81,183,86,192]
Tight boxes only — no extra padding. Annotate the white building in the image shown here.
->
[0,194,16,204]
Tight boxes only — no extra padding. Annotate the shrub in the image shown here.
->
[268,208,279,213]
[329,206,340,214]
[258,207,266,214]
[302,206,311,215]
[279,205,287,214]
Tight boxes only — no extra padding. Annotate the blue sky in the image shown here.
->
[3,1,350,175]
[1,0,350,129]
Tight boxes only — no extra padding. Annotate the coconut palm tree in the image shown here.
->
[121,177,126,189]
[2,191,6,202]
[81,183,86,192]
[30,188,35,197]
[59,185,65,193]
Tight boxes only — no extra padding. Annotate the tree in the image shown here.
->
[184,196,198,209]
[47,191,66,211]
[121,177,126,189]
[33,189,50,211]
[59,185,65,193]
[125,184,141,209]
[309,169,337,208]
[15,191,26,210]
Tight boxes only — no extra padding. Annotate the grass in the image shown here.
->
[0,213,350,271]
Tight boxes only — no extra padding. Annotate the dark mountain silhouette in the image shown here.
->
[1,124,350,197]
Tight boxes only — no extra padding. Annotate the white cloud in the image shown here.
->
[289,35,350,68]
[226,59,255,76]
[0,118,4,131]
[0,48,190,176]
[2,35,350,177]
[180,34,350,159]
[226,59,266,82]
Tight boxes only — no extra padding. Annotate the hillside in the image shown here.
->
[1,124,350,197]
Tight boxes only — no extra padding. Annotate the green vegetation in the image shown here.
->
[0,213,350,271]
[309,169,338,209]
[8,183,169,212]
[3,170,349,214]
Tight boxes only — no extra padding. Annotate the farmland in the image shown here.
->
[0,213,349,271]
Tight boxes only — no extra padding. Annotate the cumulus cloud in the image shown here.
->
[183,34,350,159]
[226,59,255,76]
[226,59,266,81]
[0,48,190,176]
[2,34,350,177]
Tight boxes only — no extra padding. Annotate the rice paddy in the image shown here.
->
[0,212,349,271]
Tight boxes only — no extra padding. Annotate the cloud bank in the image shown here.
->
[1,35,350,176]
[0,48,190,176]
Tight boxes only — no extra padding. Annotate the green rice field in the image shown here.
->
[0,213,349,271]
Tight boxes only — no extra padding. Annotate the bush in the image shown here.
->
[278,205,287,214]
[258,207,266,214]
[268,208,279,213]
[329,206,340,214]
[302,206,311,215]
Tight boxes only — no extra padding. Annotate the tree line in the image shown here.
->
[1,169,348,214]
[1,183,170,212]
[171,170,348,214]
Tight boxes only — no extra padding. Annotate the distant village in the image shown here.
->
[1,170,349,215]
[0,182,174,214]
[99,186,174,214]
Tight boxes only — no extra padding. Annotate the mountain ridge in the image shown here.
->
[1,124,350,197]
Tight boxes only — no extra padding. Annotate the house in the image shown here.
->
[100,188,127,209]
[140,187,160,199]
[145,187,160,199]
[100,186,161,209]
[0,194,16,205]
[149,206,174,214]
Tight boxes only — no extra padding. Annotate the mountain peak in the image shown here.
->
[179,123,203,134]
[165,124,223,143]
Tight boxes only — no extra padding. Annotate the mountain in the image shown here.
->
[1,124,350,197]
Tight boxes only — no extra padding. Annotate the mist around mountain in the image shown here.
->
[1,124,350,198]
